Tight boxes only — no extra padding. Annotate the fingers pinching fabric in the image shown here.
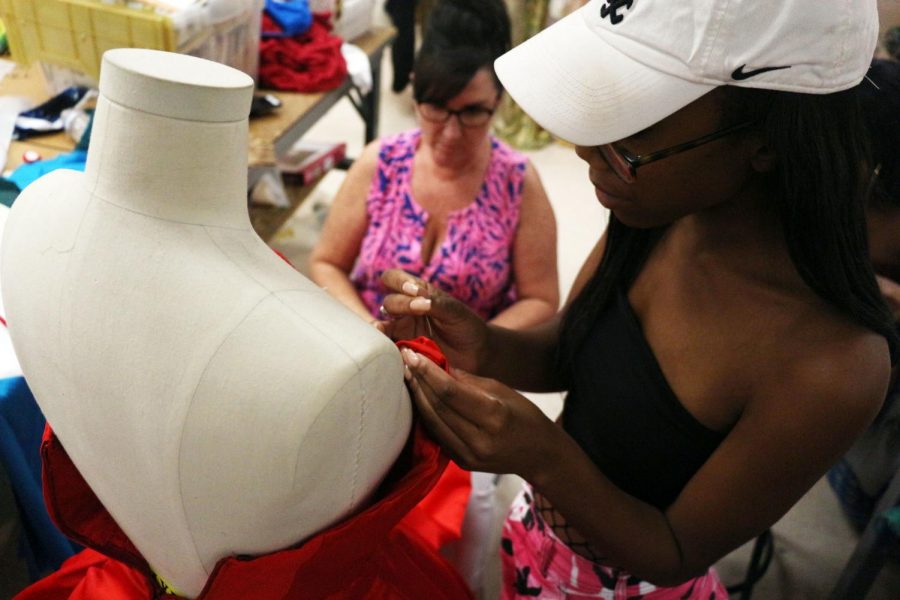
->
[395,336,474,564]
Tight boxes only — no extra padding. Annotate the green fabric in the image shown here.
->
[885,506,900,535]
[0,179,20,208]
[886,26,900,60]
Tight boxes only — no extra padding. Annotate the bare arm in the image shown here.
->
[653,337,889,580]
[308,141,381,322]
[381,228,609,390]
[480,228,610,389]
[490,162,559,329]
[402,330,889,585]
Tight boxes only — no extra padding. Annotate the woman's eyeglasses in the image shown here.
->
[417,102,496,128]
[599,121,757,183]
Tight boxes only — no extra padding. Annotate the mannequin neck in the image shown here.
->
[84,95,250,229]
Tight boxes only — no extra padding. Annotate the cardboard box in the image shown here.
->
[278,140,346,186]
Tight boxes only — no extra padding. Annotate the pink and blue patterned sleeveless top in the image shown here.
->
[350,129,527,320]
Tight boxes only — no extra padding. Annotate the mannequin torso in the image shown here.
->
[1,49,412,597]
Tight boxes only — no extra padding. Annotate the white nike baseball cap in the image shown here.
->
[494,0,879,146]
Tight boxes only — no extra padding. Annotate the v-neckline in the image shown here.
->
[407,133,494,268]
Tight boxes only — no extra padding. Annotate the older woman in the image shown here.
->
[310,0,559,330]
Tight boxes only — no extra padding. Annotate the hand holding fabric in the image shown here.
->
[379,269,491,374]
[399,348,561,481]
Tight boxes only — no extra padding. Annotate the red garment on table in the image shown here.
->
[16,337,471,600]
[259,12,347,92]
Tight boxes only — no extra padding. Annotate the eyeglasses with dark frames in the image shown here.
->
[417,102,498,128]
[599,121,757,184]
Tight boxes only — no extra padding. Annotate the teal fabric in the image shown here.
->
[0,179,19,208]
[885,507,900,535]
[0,377,79,579]
[7,150,87,191]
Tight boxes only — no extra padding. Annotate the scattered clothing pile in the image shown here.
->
[259,0,348,93]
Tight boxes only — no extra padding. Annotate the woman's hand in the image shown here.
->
[379,269,491,373]
[400,346,561,480]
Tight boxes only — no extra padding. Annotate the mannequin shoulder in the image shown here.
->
[225,288,405,376]
[4,170,91,256]
[194,291,411,428]
[7,169,89,230]
[13,169,87,208]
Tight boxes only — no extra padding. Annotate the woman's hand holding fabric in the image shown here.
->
[379,269,491,374]
[399,348,561,480]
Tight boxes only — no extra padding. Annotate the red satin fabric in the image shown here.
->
[16,337,472,599]
[395,338,472,550]
[15,549,161,600]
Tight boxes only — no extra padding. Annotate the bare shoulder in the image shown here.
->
[521,159,547,193]
[519,160,553,211]
[663,312,891,575]
[310,139,386,267]
[762,314,890,435]
[330,139,384,203]
[351,139,384,176]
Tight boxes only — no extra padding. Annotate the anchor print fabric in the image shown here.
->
[500,483,728,599]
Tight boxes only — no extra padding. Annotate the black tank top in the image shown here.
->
[562,288,726,510]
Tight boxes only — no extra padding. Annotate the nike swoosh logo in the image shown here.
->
[731,64,792,80]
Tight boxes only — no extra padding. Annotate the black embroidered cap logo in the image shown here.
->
[731,64,792,80]
[600,0,634,25]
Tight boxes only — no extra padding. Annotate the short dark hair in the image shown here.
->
[558,86,899,377]
[859,59,900,209]
[412,0,511,106]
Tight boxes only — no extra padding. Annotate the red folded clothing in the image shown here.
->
[259,12,348,93]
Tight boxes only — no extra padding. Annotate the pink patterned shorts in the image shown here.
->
[500,484,729,599]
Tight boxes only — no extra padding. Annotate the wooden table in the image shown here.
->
[249,26,394,172]
[248,26,395,241]
[1,63,73,171]
[2,26,396,242]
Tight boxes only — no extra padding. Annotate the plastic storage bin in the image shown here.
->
[334,0,375,42]
[0,0,263,92]
[308,0,337,13]
[270,1,374,43]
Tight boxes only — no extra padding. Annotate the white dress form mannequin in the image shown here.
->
[1,49,411,598]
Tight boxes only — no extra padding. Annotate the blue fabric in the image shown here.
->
[0,377,78,580]
[264,0,312,37]
[7,150,88,191]
[13,87,89,141]
[828,460,874,531]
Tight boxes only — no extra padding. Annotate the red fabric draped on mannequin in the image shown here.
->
[15,338,472,600]
[395,339,472,551]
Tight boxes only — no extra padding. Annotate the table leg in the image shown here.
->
[828,467,900,600]
[364,47,385,143]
